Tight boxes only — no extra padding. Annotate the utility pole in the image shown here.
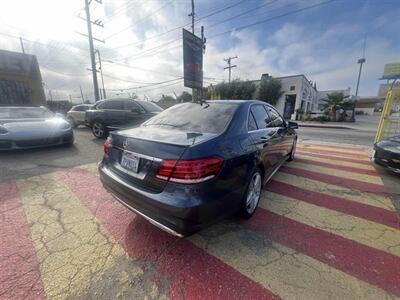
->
[84,0,100,101]
[224,56,238,83]
[95,49,106,99]
[79,85,85,103]
[19,37,25,54]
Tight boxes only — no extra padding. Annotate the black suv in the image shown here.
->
[85,98,163,138]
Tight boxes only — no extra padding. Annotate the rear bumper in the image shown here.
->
[99,163,226,236]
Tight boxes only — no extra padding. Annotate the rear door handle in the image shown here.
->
[260,136,268,141]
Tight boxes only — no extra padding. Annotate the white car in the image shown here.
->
[67,104,92,128]
[0,106,73,150]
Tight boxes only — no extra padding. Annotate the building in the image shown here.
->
[255,74,350,119]
[378,82,400,97]
[0,49,46,106]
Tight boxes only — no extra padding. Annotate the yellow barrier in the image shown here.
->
[375,90,400,143]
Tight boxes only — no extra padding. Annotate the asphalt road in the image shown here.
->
[0,127,104,182]
[297,127,375,147]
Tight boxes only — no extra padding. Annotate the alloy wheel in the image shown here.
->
[92,123,104,138]
[245,172,262,214]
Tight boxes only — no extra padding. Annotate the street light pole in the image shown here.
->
[355,58,365,97]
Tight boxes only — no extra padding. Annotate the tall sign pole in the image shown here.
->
[189,0,196,102]
[85,0,100,102]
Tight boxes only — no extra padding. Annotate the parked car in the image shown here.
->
[67,104,92,127]
[373,136,400,173]
[99,100,298,236]
[0,106,73,150]
[85,98,163,138]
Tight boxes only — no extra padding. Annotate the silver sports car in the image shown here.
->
[0,106,74,150]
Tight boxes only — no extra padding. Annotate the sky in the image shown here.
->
[0,0,399,103]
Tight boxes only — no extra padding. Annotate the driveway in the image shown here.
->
[1,131,399,299]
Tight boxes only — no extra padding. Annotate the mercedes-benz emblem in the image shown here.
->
[123,139,129,149]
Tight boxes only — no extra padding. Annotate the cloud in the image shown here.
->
[0,0,398,102]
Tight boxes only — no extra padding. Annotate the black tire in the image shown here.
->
[91,122,108,139]
[287,138,297,161]
[240,168,262,219]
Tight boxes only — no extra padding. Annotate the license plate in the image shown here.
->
[121,152,140,173]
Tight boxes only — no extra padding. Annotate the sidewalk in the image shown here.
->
[297,115,380,132]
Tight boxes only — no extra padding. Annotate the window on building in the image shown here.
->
[290,85,295,91]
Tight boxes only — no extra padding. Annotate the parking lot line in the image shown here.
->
[296,150,372,163]
[288,161,384,184]
[59,168,281,300]
[266,180,399,229]
[261,191,400,257]
[295,157,379,175]
[245,208,400,297]
[280,166,387,194]
[16,173,129,299]
[273,172,395,211]
[297,153,376,170]
[0,181,46,300]
[190,223,394,300]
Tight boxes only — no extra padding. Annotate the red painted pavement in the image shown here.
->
[297,151,373,165]
[60,169,281,300]
[0,181,46,300]
[244,209,400,297]
[280,166,387,195]
[266,180,399,229]
[295,157,379,176]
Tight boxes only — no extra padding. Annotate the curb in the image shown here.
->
[298,123,352,130]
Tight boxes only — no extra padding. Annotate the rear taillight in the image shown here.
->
[156,157,223,184]
[103,137,111,157]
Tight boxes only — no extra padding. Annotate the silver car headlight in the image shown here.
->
[0,126,8,134]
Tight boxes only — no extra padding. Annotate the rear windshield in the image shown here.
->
[136,101,163,113]
[0,107,54,119]
[143,102,238,134]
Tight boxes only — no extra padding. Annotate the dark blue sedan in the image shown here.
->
[99,100,298,236]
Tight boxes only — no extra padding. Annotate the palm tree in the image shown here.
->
[321,92,350,122]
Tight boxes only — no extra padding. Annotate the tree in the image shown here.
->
[177,91,192,102]
[257,78,284,105]
[321,92,350,122]
[213,79,256,100]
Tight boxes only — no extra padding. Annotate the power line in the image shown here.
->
[106,77,183,91]
[109,0,246,50]
[208,0,279,29]
[41,65,89,77]
[105,0,174,40]
[208,0,338,39]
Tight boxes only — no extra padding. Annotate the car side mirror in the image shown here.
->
[131,108,141,114]
[288,121,298,129]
